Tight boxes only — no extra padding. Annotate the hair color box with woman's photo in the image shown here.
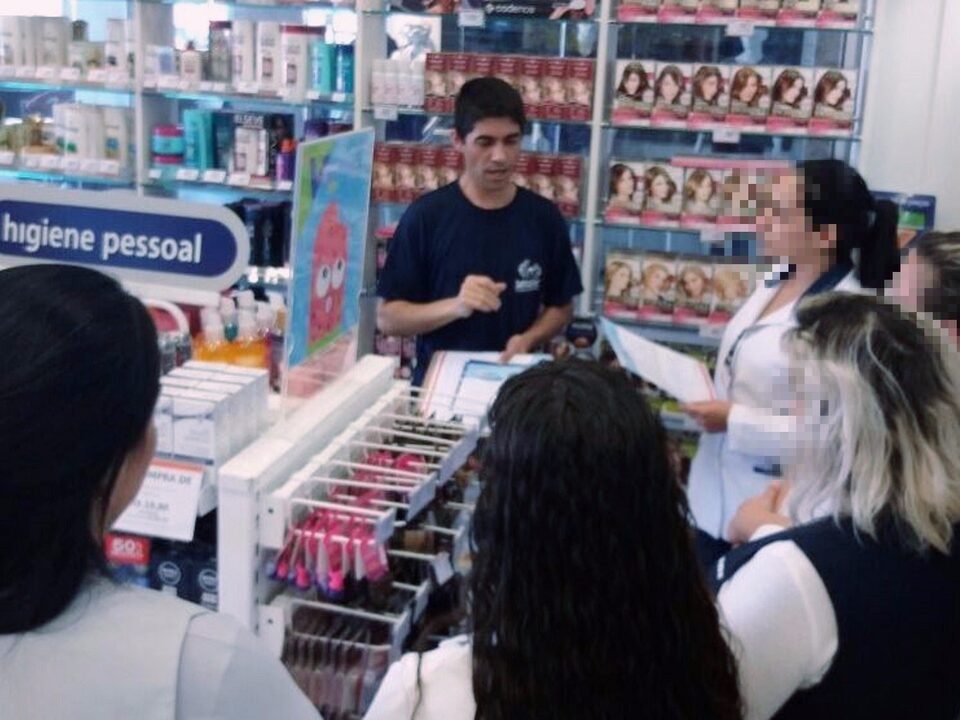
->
[680,166,723,227]
[616,0,660,22]
[603,250,643,318]
[611,60,655,126]
[604,161,646,223]
[768,66,814,131]
[709,262,755,323]
[810,67,855,133]
[674,257,715,325]
[778,0,821,26]
[817,0,860,27]
[641,163,684,225]
[689,64,732,128]
[651,62,692,126]
[657,0,698,22]
[737,0,782,23]
[638,252,678,320]
[697,0,738,22]
[726,65,772,127]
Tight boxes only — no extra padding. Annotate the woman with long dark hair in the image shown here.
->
[682,159,901,538]
[0,265,318,719]
[366,360,742,719]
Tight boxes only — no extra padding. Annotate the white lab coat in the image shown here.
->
[687,269,861,538]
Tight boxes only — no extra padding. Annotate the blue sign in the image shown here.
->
[0,185,249,291]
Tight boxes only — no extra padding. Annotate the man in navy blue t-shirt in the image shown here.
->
[377,77,584,384]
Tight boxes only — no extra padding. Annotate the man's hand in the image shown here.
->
[456,275,507,319]
[681,400,732,433]
[727,481,791,545]
[500,333,533,363]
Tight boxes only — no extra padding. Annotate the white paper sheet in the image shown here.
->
[600,318,715,403]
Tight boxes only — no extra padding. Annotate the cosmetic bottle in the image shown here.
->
[233,310,269,368]
[219,295,239,342]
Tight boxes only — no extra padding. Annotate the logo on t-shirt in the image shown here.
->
[515,259,543,293]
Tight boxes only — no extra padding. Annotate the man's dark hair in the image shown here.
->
[454,77,526,140]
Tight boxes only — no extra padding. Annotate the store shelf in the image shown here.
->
[140,0,353,7]
[0,68,133,94]
[360,7,599,23]
[603,121,861,142]
[602,314,723,349]
[145,167,293,199]
[364,105,592,127]
[0,165,135,188]
[609,17,873,34]
[596,217,734,240]
[143,83,353,109]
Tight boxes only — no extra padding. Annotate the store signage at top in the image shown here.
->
[0,185,249,291]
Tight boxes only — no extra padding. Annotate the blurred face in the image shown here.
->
[756,172,811,260]
[695,174,714,203]
[646,267,667,291]
[659,73,680,104]
[739,74,759,103]
[616,170,635,197]
[454,117,522,195]
[825,79,847,106]
[651,173,670,200]
[783,77,804,104]
[683,270,705,298]
[624,71,641,96]
[701,74,719,101]
[889,249,935,314]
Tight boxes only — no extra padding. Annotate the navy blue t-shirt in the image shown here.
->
[377,182,583,384]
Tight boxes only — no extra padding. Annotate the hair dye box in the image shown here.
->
[424,53,448,114]
[542,58,568,121]
[394,143,420,204]
[555,154,583,218]
[373,142,397,203]
[519,56,545,119]
[447,53,472,113]
[565,59,594,121]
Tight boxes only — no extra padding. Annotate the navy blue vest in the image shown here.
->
[710,517,960,719]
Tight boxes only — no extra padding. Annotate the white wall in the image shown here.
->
[860,0,960,229]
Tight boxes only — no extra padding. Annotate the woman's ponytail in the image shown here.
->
[798,159,901,290]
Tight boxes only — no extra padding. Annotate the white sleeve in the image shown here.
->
[364,653,419,719]
[726,403,797,458]
[717,539,838,720]
[176,612,321,720]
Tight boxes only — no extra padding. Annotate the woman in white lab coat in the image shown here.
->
[0,265,319,720]
[683,159,901,538]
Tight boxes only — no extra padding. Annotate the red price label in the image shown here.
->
[104,533,151,565]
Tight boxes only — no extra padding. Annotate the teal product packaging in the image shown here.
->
[310,38,335,95]
[335,43,354,95]
[183,109,214,170]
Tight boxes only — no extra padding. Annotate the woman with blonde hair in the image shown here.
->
[717,293,960,719]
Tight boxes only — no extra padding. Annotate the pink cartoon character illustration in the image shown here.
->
[310,203,348,341]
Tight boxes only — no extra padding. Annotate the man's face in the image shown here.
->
[454,117,523,194]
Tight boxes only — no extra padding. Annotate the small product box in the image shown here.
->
[697,0,739,22]
[232,112,295,179]
[470,53,495,79]
[257,21,282,92]
[809,66,855,134]
[640,163,683,227]
[394,143,419,204]
[603,250,643,319]
[768,65,814,132]
[817,0,860,28]
[637,251,679,321]
[658,0,699,22]
[737,0,782,24]
[198,379,248,450]
[530,153,558,203]
[513,151,535,190]
[167,388,228,464]
[778,0,821,26]
[565,59,594,121]
[604,160,645,224]
[494,55,522,96]
[417,144,443,194]
[373,142,397,203]
[727,65,773,127]
[611,59,655,126]
[182,361,269,436]
[154,392,175,456]
[518,56,545,119]
[424,53,448,114]
[616,0,661,22]
[555,154,583,218]
[689,64,731,128]
[38,17,69,69]
[680,166,723,228]
[542,58,568,121]
[674,257,715,326]
[651,62,693,127]
[446,53,472,113]
[440,145,463,186]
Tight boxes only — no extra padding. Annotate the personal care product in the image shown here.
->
[233,310,269,369]
[152,124,185,165]
[103,106,132,169]
[67,40,104,78]
[38,17,69,69]
[542,59,567,121]
[424,53,448,113]
[658,0,699,21]
[809,66,855,133]
[737,0,781,23]
[518,56,545,118]
[494,54,521,96]
[697,0,739,22]
[170,388,229,464]
[616,0,661,22]
[232,19,256,86]
[768,65,814,131]
[651,62,693,127]
[183,109,214,170]
[446,53,471,111]
[104,18,127,72]
[689,63,731,128]
[208,20,232,83]
[565,59,594,121]
[281,25,323,97]
[640,163,683,226]
[395,143,418,204]
[106,534,152,589]
[150,543,195,600]
[555,155,583,218]
[310,36,335,95]
[779,0,821,26]
[20,16,37,70]
[232,112,294,179]
[335,43,354,94]
[180,41,202,85]
[373,143,396,203]
[256,22,281,92]
[276,138,296,182]
[0,17,22,67]
[382,60,399,106]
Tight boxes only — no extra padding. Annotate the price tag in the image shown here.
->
[142,74,158,89]
[40,155,63,171]
[331,91,348,103]
[199,81,215,92]
[228,171,251,187]
[373,105,399,121]
[80,159,101,175]
[99,159,121,176]
[148,167,164,181]
[21,155,41,169]
[725,19,756,36]
[235,80,259,94]
[15,66,36,79]
[202,169,228,184]
[112,459,205,541]
[59,66,81,82]
[35,66,57,80]
[86,68,107,83]
[176,167,200,182]
[431,551,455,586]
[157,75,179,90]
[0,151,15,166]
[106,70,129,87]
[210,82,228,94]
[712,127,742,144]
[0,66,15,78]
[700,228,725,245]
[62,157,82,174]
[275,179,293,192]
[458,8,486,27]
[280,88,305,103]
[178,79,195,92]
